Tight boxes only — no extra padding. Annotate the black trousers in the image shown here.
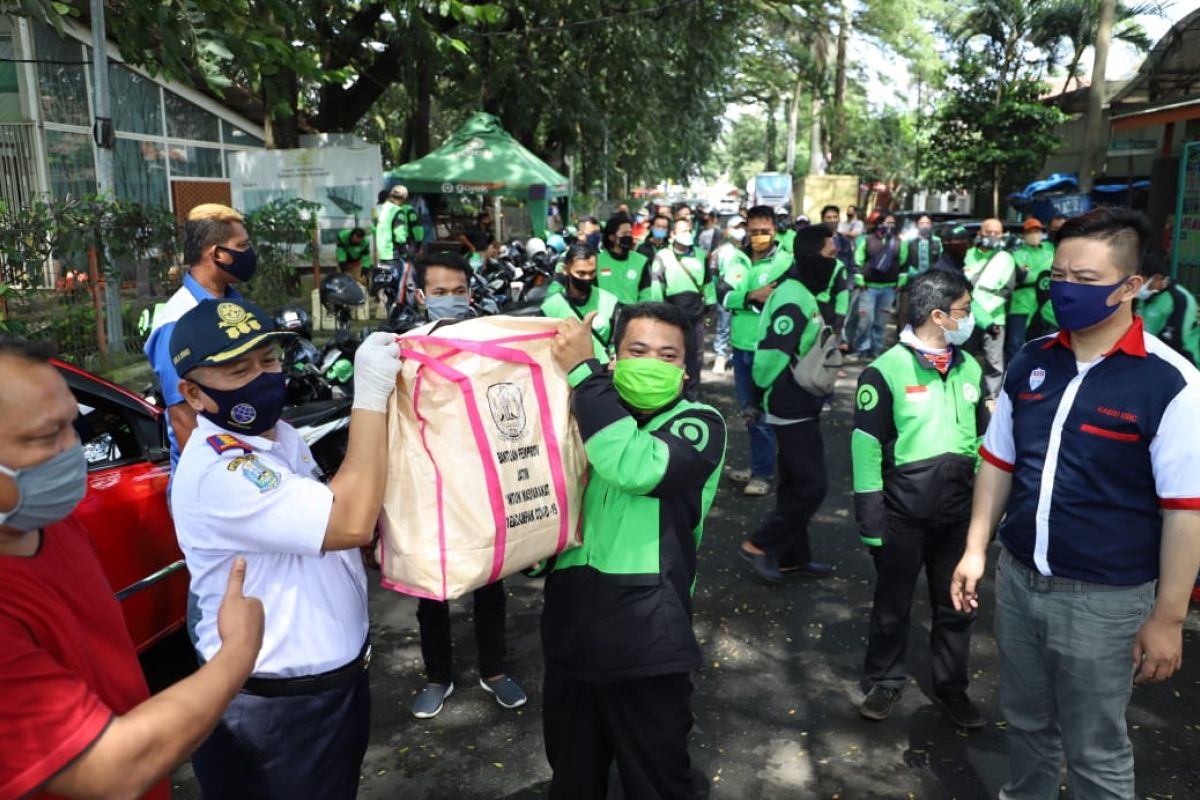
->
[543,668,695,800]
[191,670,370,800]
[684,317,705,401]
[862,515,976,696]
[417,579,507,685]
[749,419,828,564]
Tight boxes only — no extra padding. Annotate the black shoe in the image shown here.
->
[780,560,835,577]
[937,692,985,730]
[860,685,902,721]
[739,547,784,584]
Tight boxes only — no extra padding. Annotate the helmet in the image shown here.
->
[384,303,421,335]
[368,265,399,296]
[546,234,567,254]
[273,305,312,340]
[322,272,367,309]
[526,237,548,258]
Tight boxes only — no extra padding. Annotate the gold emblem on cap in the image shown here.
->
[216,302,262,339]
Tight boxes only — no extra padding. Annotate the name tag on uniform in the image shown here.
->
[905,385,930,402]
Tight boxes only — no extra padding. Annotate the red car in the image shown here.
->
[56,360,188,653]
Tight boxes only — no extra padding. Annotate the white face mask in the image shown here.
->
[674,231,694,248]
[1136,285,1156,301]
[939,311,975,347]
[727,228,746,242]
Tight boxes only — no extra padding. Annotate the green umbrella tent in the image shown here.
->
[385,112,569,238]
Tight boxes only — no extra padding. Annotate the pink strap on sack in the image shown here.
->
[408,335,573,555]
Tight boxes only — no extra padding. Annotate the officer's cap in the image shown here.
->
[170,298,293,376]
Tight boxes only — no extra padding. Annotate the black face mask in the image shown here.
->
[569,275,595,295]
[192,371,286,436]
[618,235,635,251]
[215,245,258,282]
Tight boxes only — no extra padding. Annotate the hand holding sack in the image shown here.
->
[378,316,587,600]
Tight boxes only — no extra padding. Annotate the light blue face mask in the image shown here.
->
[425,294,471,321]
[940,311,976,346]
[0,443,88,532]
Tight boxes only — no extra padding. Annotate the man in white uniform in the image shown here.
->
[169,297,401,799]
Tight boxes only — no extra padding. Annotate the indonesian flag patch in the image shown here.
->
[905,385,930,402]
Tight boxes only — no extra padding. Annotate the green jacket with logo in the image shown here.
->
[540,287,621,363]
[1140,283,1200,365]
[1011,241,1054,317]
[719,247,785,352]
[752,277,824,420]
[851,340,988,546]
[963,246,1016,328]
[597,248,652,305]
[335,228,370,266]
[651,245,712,319]
[374,201,421,261]
[541,360,727,680]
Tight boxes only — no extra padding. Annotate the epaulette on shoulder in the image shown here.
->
[206,433,254,456]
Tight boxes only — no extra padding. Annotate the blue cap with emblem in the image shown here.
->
[169,298,295,376]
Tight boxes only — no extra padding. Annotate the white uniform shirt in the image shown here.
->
[171,415,368,677]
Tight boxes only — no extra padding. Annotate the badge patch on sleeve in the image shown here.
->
[227,453,280,492]
[207,433,253,455]
[670,417,711,452]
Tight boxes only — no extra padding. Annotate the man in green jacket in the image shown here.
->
[335,227,370,285]
[962,218,1016,400]
[895,215,944,337]
[793,222,848,333]
[1138,252,1200,365]
[719,206,785,497]
[1008,218,1054,360]
[738,253,835,582]
[852,269,988,728]
[541,243,622,363]
[712,215,748,375]
[853,214,909,359]
[543,302,726,800]
[597,213,652,305]
[374,185,421,265]
[651,218,712,400]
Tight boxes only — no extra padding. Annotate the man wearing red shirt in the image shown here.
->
[0,337,264,799]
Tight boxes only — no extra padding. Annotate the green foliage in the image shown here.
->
[242,197,323,308]
[924,46,1066,206]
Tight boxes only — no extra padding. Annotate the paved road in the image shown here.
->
[155,356,1200,799]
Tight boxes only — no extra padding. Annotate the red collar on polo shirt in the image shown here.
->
[1041,316,1147,359]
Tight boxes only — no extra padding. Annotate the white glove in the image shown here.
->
[352,332,402,412]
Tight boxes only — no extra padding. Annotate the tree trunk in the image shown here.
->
[785,71,804,175]
[831,0,850,166]
[808,29,828,176]
[262,68,300,149]
[992,162,1001,217]
[765,96,778,172]
[1079,0,1115,193]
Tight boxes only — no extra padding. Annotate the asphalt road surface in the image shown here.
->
[151,353,1200,799]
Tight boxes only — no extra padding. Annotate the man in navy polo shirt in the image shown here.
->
[951,207,1200,799]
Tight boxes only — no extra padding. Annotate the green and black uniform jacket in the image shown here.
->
[851,341,988,546]
[597,247,653,306]
[1140,284,1200,365]
[335,229,370,267]
[541,360,727,680]
[752,277,824,420]
[540,287,622,363]
[795,253,848,332]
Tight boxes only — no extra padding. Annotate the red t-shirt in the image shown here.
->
[0,517,169,799]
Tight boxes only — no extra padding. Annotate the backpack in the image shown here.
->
[790,323,843,396]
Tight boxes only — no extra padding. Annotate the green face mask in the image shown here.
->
[612,357,684,412]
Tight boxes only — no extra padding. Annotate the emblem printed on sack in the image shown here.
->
[1029,367,1046,391]
[487,383,528,440]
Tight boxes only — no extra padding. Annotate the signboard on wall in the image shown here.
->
[228,144,383,263]
[1171,141,1200,292]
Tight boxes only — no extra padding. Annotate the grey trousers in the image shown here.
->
[994,548,1155,800]
[981,325,1006,400]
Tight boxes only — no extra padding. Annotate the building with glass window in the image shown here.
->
[0,15,265,218]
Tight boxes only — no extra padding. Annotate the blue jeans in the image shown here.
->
[731,348,776,480]
[714,305,731,358]
[853,286,896,357]
[994,548,1155,800]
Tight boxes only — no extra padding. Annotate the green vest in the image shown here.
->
[541,287,620,363]
[1011,241,1054,316]
[963,247,1016,327]
[776,229,796,254]
[374,202,402,261]
[1141,284,1200,365]
[718,244,761,351]
[658,247,708,300]
[597,249,650,306]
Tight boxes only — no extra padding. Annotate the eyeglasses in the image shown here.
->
[943,305,971,318]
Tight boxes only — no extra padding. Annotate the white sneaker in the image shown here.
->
[743,478,771,496]
[729,468,752,483]
[713,355,728,374]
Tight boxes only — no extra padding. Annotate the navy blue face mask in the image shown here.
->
[1048,278,1130,332]
[192,371,286,436]
[215,245,258,282]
